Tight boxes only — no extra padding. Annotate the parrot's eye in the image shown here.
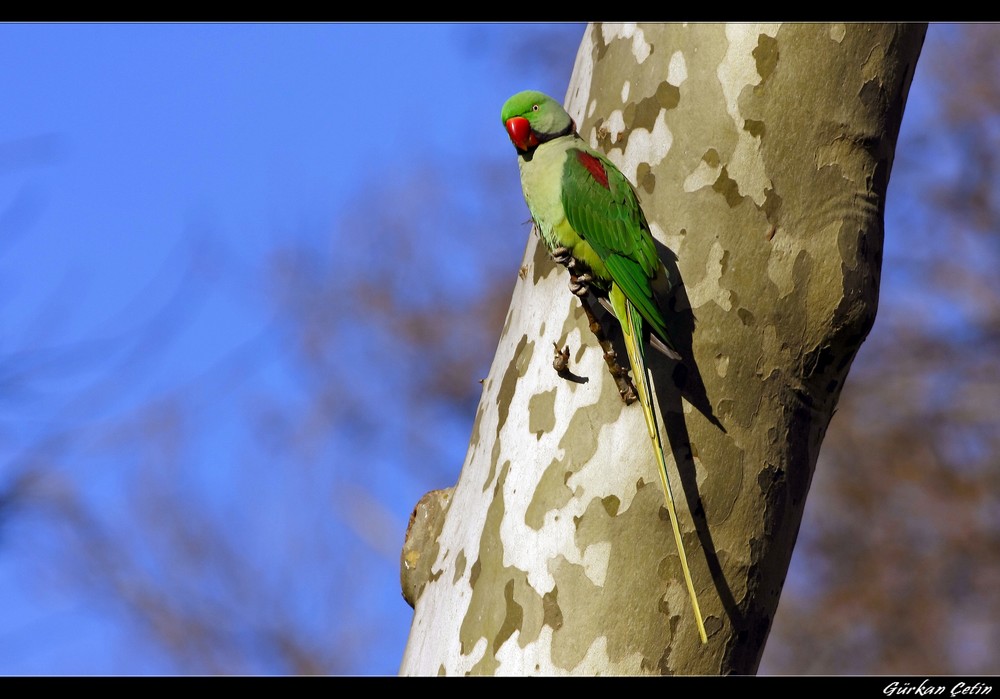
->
[532,104,539,111]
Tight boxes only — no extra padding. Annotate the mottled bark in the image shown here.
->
[400,22,925,675]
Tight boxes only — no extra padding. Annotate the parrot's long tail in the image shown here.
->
[622,299,708,645]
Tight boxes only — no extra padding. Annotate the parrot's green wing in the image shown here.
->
[559,147,675,352]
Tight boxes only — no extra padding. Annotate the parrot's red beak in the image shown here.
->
[505,117,538,152]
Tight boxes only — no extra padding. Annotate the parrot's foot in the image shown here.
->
[568,273,593,298]
[604,349,638,404]
[551,246,572,267]
[552,342,570,374]
[551,247,594,297]
[575,293,638,405]
[551,342,589,386]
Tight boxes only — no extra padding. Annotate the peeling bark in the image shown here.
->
[400,22,926,675]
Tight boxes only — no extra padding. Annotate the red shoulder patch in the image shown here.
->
[574,150,610,190]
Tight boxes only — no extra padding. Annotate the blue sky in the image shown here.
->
[1,23,522,372]
[0,22,583,675]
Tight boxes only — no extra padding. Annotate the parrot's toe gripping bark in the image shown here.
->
[552,342,571,374]
[604,349,638,404]
[551,246,573,267]
[568,273,593,298]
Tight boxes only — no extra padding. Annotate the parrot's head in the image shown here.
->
[501,90,575,153]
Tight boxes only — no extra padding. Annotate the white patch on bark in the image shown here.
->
[493,627,645,675]
[401,246,591,674]
[566,402,654,514]
[601,22,651,65]
[605,109,626,144]
[495,327,600,594]
[611,109,672,183]
[456,637,489,674]
[648,221,682,253]
[685,240,733,312]
[492,629,530,673]
[668,50,687,85]
[620,80,630,103]
[829,23,846,43]
[404,573,487,674]
[716,23,780,207]
[570,634,645,674]
[683,158,723,193]
[400,426,495,670]
[565,24,596,124]
[581,541,612,587]
[715,353,730,378]
[766,227,801,299]
[599,22,622,45]
[486,320,657,597]
[692,454,708,489]
[663,577,703,641]
[630,27,651,64]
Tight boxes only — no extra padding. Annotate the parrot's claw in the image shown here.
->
[568,273,592,298]
[551,246,572,266]
[603,349,638,404]
[552,342,571,374]
[618,383,638,404]
[572,292,639,404]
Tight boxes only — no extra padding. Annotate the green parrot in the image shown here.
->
[501,90,707,645]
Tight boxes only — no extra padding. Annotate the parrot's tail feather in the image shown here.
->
[649,333,682,361]
[623,300,708,645]
[598,296,682,360]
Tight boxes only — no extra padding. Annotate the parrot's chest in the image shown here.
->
[517,155,567,247]
[517,150,604,279]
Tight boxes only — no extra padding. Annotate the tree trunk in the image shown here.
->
[400,22,926,675]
